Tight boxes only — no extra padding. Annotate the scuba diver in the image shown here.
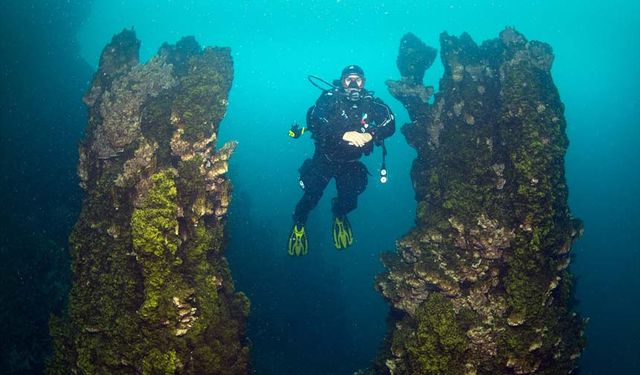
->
[287,65,395,256]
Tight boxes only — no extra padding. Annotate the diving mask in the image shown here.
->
[343,74,365,101]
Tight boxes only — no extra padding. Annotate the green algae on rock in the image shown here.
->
[48,29,249,374]
[377,29,585,374]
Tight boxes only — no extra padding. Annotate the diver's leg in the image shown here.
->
[292,157,332,225]
[289,157,332,255]
[331,161,367,249]
[333,161,368,217]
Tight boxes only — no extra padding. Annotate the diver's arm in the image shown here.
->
[369,99,396,143]
[306,94,344,146]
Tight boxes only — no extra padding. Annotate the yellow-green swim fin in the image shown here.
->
[288,224,308,256]
[332,215,353,249]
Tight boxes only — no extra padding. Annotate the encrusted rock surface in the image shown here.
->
[376,28,585,374]
[48,30,249,374]
[396,32,438,85]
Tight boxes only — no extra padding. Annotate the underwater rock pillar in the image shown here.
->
[48,29,249,374]
[377,29,585,374]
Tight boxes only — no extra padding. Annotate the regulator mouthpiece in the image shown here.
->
[346,89,362,101]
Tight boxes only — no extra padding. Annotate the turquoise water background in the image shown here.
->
[1,0,638,373]
[78,1,640,374]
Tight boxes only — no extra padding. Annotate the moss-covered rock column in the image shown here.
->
[377,29,585,374]
[48,29,249,374]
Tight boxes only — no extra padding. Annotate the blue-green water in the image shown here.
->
[1,1,638,373]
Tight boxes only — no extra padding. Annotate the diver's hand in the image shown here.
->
[342,131,373,147]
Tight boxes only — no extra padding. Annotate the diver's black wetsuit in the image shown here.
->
[293,88,395,225]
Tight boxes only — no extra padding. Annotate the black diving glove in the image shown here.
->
[288,122,305,139]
